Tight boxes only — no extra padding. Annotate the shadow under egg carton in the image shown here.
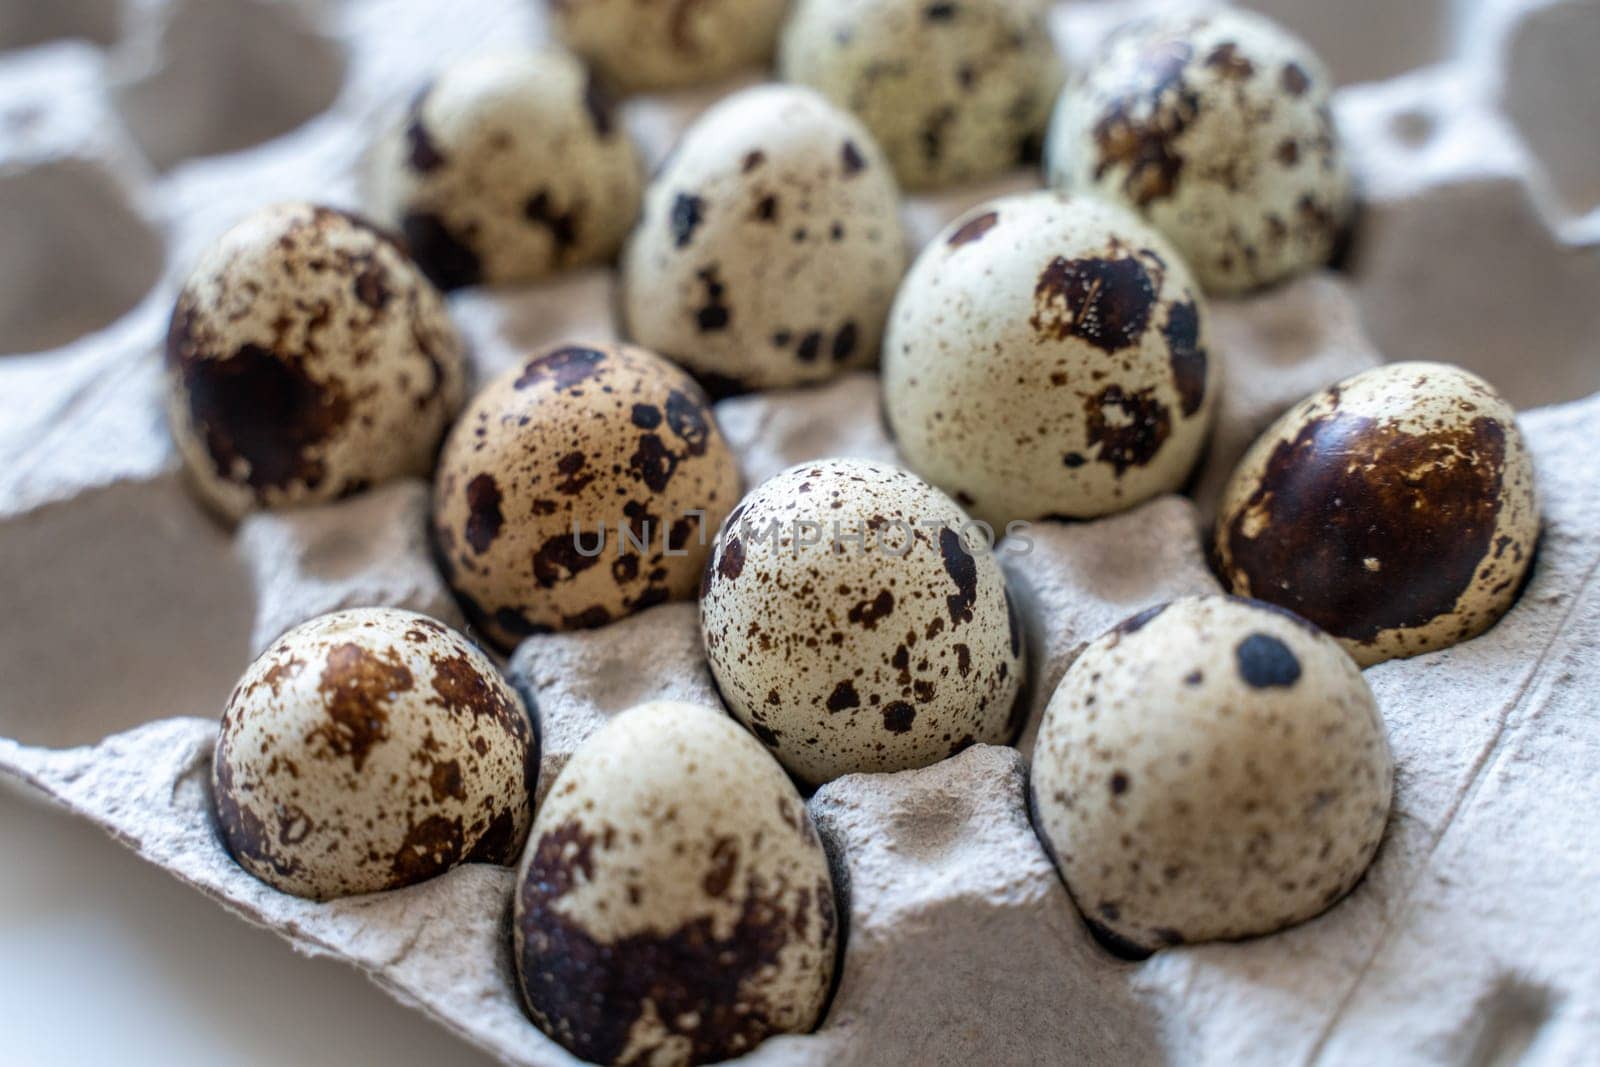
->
[0,0,1598,1063]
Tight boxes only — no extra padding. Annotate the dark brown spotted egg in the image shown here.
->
[1031,595,1393,958]
[1215,362,1539,668]
[514,700,837,1066]
[368,48,642,289]
[621,85,906,396]
[549,0,790,93]
[212,608,535,901]
[165,202,467,521]
[882,191,1217,527]
[780,0,1065,191]
[701,458,1024,787]
[432,341,741,651]
[1044,9,1353,294]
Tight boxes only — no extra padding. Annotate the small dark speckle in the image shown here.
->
[1235,632,1302,688]
[1109,771,1130,795]
[671,193,706,248]
[1282,62,1312,96]
[925,1,958,20]
[841,140,866,176]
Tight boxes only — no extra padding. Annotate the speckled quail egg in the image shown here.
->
[514,700,837,1066]
[780,0,1065,191]
[433,341,741,651]
[882,191,1217,528]
[1044,9,1353,295]
[165,202,467,522]
[1215,362,1539,668]
[212,608,536,900]
[1031,595,1392,958]
[548,0,790,93]
[701,458,1024,787]
[367,48,642,290]
[621,85,907,396]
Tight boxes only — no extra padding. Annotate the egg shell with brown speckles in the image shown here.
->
[1044,8,1353,294]
[550,0,789,93]
[212,608,536,901]
[432,340,742,651]
[700,458,1025,787]
[1215,361,1540,667]
[883,191,1218,527]
[621,85,907,396]
[1030,595,1393,958]
[780,0,1065,191]
[165,202,468,522]
[367,48,642,290]
[513,700,837,1067]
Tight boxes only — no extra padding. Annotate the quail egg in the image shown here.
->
[548,0,790,93]
[701,458,1024,787]
[166,202,467,522]
[882,191,1217,527]
[433,341,741,651]
[622,85,907,396]
[1215,362,1539,667]
[1031,595,1393,957]
[780,0,1065,191]
[368,48,642,290]
[1044,9,1353,294]
[514,700,837,1066]
[212,608,535,900]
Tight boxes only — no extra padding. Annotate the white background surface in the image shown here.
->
[0,780,498,1066]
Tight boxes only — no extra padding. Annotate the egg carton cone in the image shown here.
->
[1,0,1598,1064]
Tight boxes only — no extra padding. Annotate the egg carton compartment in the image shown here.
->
[110,0,348,172]
[0,0,121,54]
[0,0,1598,1064]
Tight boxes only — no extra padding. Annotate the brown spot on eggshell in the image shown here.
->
[1085,384,1172,475]
[1162,299,1208,417]
[176,340,351,495]
[1224,412,1506,644]
[1090,39,1198,208]
[1031,253,1158,353]
[310,641,413,772]
[463,474,504,553]
[401,211,482,290]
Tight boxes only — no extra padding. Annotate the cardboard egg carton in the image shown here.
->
[1,0,1596,1063]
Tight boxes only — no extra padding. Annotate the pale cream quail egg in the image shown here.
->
[780,0,1065,191]
[701,458,1025,787]
[1031,595,1393,957]
[433,341,742,651]
[368,48,642,289]
[166,202,467,521]
[883,191,1218,527]
[622,84,907,396]
[548,0,790,93]
[1044,9,1353,294]
[212,608,536,900]
[514,700,837,1066]
[1215,362,1539,667]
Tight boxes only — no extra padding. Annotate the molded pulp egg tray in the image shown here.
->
[2,1,1598,1064]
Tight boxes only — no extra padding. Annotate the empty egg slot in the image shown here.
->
[0,158,164,355]
[1504,0,1600,222]
[112,0,346,171]
[1237,0,1452,85]
[0,0,120,53]
[0,476,254,749]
